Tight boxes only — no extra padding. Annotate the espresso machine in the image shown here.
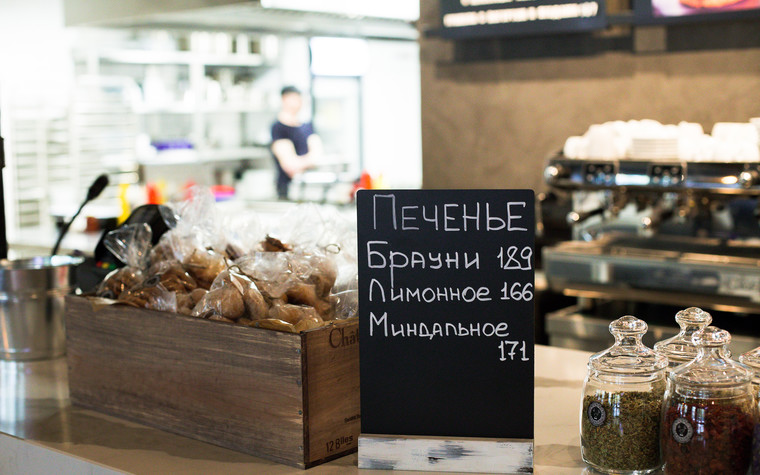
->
[542,154,760,353]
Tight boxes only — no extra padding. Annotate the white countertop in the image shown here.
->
[9,226,103,258]
[6,200,358,260]
[0,345,593,475]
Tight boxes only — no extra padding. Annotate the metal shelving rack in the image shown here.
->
[1,77,140,234]
[68,76,141,208]
[3,100,64,229]
[74,44,278,167]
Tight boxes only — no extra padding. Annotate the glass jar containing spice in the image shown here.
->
[662,326,756,475]
[739,346,760,475]
[654,307,712,369]
[581,315,668,474]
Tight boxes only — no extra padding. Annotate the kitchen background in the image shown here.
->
[0,0,422,240]
[419,0,760,192]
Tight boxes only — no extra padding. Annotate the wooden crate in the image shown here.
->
[65,296,360,468]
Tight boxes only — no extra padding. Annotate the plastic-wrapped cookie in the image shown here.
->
[294,315,325,333]
[285,282,319,308]
[148,238,176,265]
[148,260,197,294]
[192,287,245,320]
[183,248,227,289]
[307,255,337,298]
[249,318,296,333]
[268,303,319,325]
[261,235,292,252]
[176,292,195,315]
[189,288,208,306]
[118,276,177,312]
[243,287,268,320]
[97,267,144,299]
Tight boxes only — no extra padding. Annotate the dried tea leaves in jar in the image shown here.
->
[581,390,664,471]
[580,316,668,474]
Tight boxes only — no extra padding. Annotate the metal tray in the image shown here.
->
[544,234,760,310]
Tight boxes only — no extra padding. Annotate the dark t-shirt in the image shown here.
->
[271,121,314,198]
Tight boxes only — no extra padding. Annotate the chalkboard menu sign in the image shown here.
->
[358,190,535,439]
[439,0,607,39]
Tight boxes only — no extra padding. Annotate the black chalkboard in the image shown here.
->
[438,0,607,39]
[358,190,535,439]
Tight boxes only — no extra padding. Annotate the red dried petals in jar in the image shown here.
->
[662,396,754,475]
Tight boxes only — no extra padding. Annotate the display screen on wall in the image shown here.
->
[634,0,760,23]
[438,0,607,38]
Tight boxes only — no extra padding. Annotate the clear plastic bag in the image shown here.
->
[94,193,359,331]
[250,318,296,333]
[258,302,324,333]
[220,211,263,260]
[237,254,333,321]
[191,268,268,321]
[266,203,345,252]
[263,203,358,321]
[149,233,227,290]
[182,247,228,290]
[235,252,293,300]
[330,289,358,320]
[329,247,358,320]
[177,288,207,316]
[290,252,338,299]
[150,187,228,289]
[118,274,177,313]
[97,267,143,300]
[96,223,152,299]
[160,186,220,249]
[147,260,197,294]
[268,302,322,325]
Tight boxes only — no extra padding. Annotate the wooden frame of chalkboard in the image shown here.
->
[357,190,535,473]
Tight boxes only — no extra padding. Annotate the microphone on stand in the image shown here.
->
[52,174,109,256]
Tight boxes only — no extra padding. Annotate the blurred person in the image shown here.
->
[271,86,322,199]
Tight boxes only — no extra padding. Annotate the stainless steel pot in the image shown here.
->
[0,255,83,360]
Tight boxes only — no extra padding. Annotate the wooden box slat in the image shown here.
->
[65,296,359,468]
[303,321,360,464]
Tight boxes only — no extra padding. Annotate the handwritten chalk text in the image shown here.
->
[372,194,528,233]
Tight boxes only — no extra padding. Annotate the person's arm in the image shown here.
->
[272,139,315,178]
[306,134,323,161]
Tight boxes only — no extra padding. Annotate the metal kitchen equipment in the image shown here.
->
[0,255,83,360]
[542,153,760,352]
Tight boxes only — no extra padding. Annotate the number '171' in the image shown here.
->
[499,340,530,362]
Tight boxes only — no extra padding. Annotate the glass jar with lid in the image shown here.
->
[739,346,760,475]
[581,315,668,474]
[662,326,756,475]
[654,307,712,369]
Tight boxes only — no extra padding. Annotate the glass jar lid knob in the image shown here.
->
[589,315,668,375]
[610,315,647,339]
[692,326,730,347]
[675,307,712,328]
[672,326,751,386]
